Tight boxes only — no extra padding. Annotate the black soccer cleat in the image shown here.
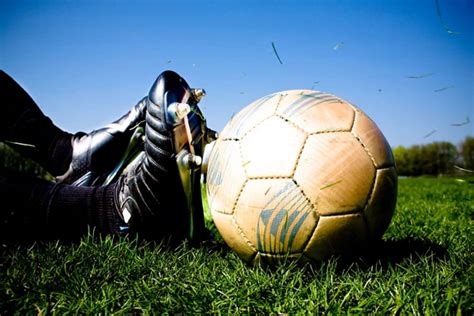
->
[56,98,147,186]
[115,70,216,242]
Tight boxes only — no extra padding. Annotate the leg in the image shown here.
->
[0,71,130,239]
[0,70,214,242]
[0,70,147,185]
[0,70,73,176]
[0,71,123,240]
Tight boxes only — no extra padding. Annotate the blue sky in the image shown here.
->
[1,0,472,147]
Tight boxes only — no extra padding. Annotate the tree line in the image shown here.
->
[393,136,473,176]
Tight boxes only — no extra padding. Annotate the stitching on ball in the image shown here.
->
[350,114,377,168]
[247,175,293,180]
[301,217,320,254]
[352,131,378,168]
[274,93,286,113]
[232,178,248,214]
[292,135,308,179]
[349,108,358,131]
[274,113,307,134]
[349,129,378,214]
[299,213,320,252]
[231,214,257,252]
[258,252,301,259]
[346,102,360,113]
[238,139,248,179]
[239,94,283,139]
[292,178,321,253]
[308,129,350,135]
[292,179,320,216]
[276,99,349,134]
[240,115,273,139]
[220,137,240,141]
[361,169,378,216]
[214,208,234,215]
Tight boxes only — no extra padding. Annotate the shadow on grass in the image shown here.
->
[331,237,449,272]
[374,238,446,261]
[186,236,450,273]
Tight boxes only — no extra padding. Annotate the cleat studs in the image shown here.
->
[168,102,191,123]
[175,103,191,119]
[191,88,206,102]
[184,153,202,167]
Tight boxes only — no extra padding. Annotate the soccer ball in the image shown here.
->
[206,90,397,264]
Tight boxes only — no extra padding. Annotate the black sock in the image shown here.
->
[0,172,123,240]
[0,172,54,240]
[48,182,123,237]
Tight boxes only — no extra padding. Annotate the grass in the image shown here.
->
[1,177,472,314]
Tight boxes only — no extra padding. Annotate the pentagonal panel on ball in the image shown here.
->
[276,91,354,134]
[206,138,247,215]
[219,93,281,139]
[352,109,395,169]
[294,132,376,215]
[234,179,318,255]
[240,116,306,178]
[305,213,368,261]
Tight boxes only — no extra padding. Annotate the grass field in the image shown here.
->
[1,177,472,314]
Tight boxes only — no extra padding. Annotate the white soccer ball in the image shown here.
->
[206,90,397,264]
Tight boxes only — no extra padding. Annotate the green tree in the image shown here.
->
[393,141,458,176]
[424,142,458,175]
[393,146,409,175]
[393,145,422,176]
[459,136,474,170]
